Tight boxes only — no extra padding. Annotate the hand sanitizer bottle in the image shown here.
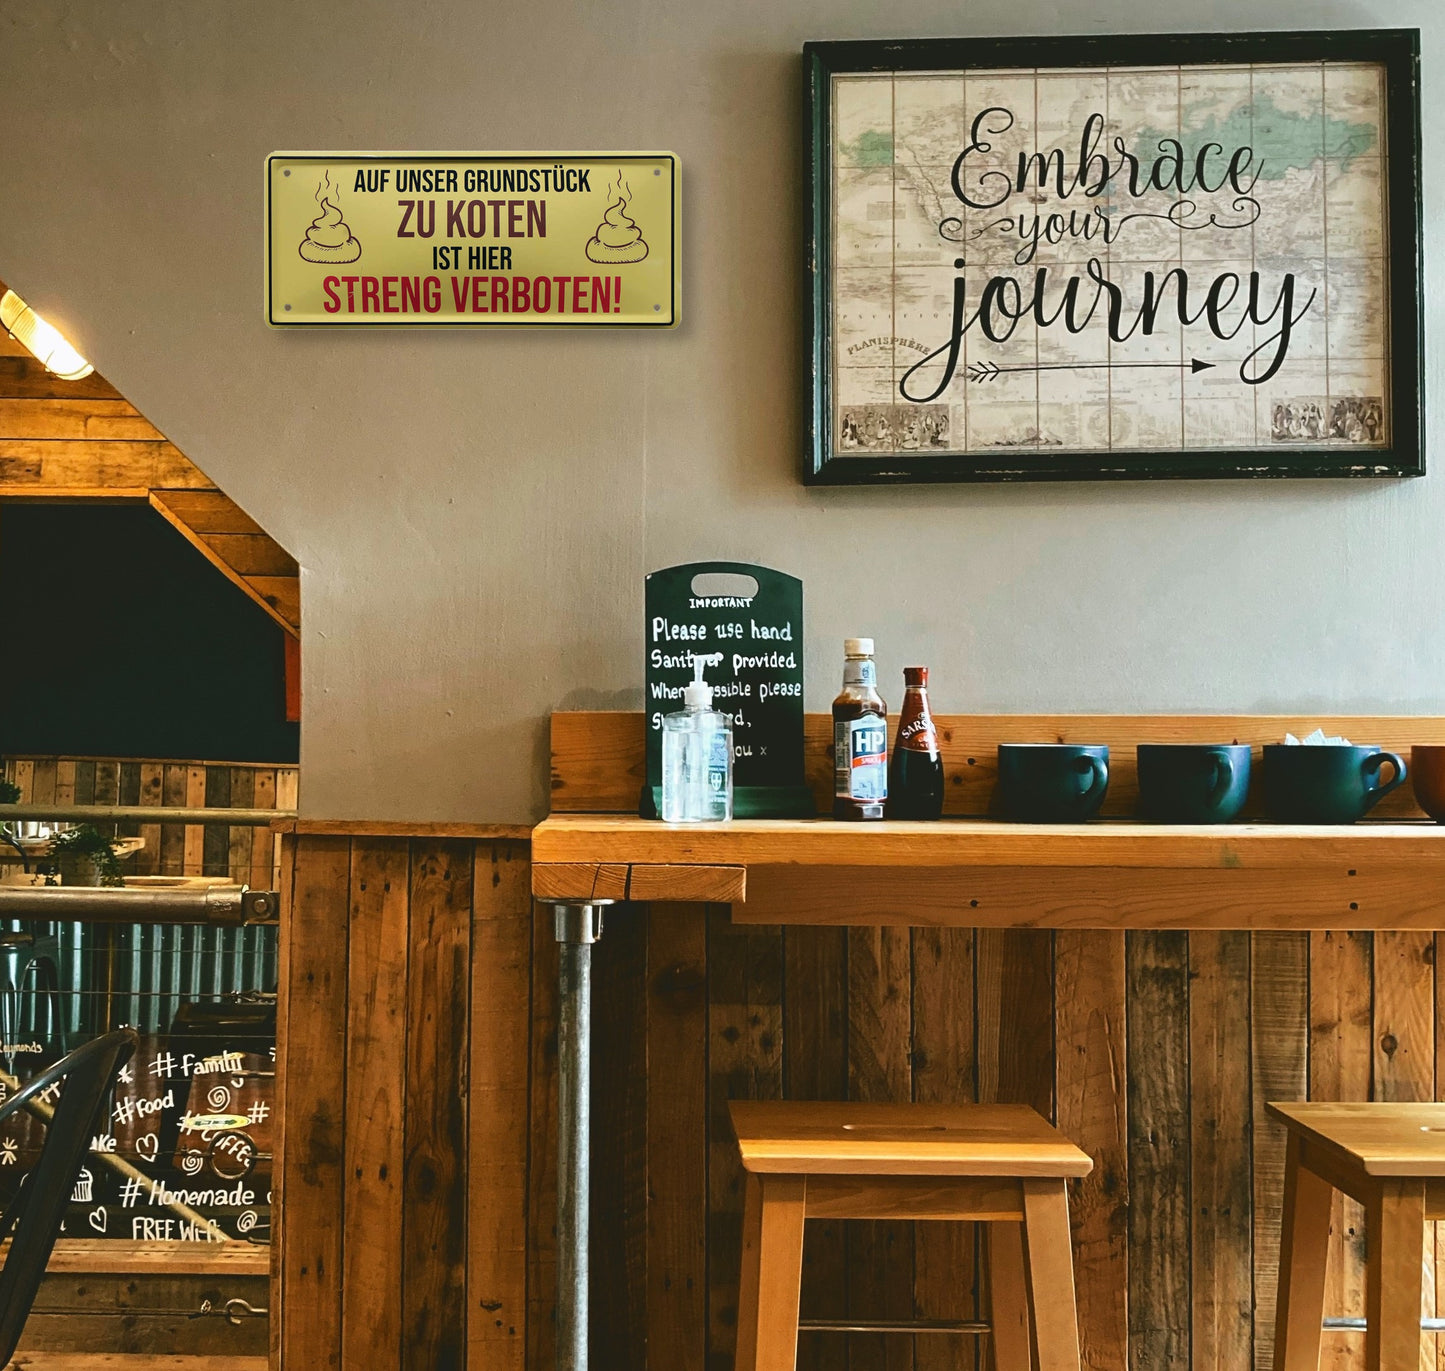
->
[661,654,733,822]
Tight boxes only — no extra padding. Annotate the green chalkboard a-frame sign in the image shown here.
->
[644,562,814,819]
[805,28,1424,484]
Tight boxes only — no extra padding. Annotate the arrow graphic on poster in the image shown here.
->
[966,358,1216,383]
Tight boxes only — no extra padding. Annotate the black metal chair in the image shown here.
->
[0,1029,137,1363]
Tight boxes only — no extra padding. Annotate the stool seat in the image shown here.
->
[1267,1100,1445,1177]
[1270,1100,1445,1371]
[730,1100,1094,1177]
[730,1101,1091,1371]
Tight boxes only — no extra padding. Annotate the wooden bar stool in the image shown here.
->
[730,1100,1093,1371]
[1271,1101,1445,1371]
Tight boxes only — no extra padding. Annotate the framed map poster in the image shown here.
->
[805,30,1423,483]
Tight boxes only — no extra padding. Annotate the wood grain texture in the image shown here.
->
[1251,932,1310,1371]
[847,924,914,1371]
[526,905,560,1371]
[278,835,351,1371]
[736,862,1441,930]
[1189,931,1253,1371]
[341,839,409,1371]
[1309,931,1372,1371]
[784,924,848,1371]
[591,903,649,1369]
[1125,931,1190,1371]
[1056,931,1127,1371]
[534,815,1445,875]
[468,840,532,1369]
[708,911,785,1368]
[550,711,1445,818]
[911,925,978,1371]
[403,840,473,1370]
[646,903,708,1371]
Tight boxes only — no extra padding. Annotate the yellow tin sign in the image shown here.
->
[265,152,679,327]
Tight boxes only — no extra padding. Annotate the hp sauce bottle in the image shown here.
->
[833,638,888,820]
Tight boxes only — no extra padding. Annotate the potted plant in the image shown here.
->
[47,825,125,887]
[0,779,19,805]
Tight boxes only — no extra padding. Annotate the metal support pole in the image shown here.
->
[550,900,610,1371]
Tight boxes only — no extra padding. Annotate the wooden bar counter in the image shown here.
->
[532,814,1445,929]
[529,712,1445,1371]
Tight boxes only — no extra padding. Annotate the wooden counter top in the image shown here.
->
[532,814,1445,870]
[531,815,1445,930]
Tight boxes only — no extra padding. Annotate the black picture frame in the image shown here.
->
[804,29,1423,484]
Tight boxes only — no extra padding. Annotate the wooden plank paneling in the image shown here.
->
[708,913,785,1368]
[279,835,351,1371]
[847,924,914,1371]
[267,790,1445,1371]
[1373,929,1436,1370]
[1189,931,1253,1371]
[403,840,473,1370]
[784,925,848,1371]
[646,903,708,1371]
[550,712,1445,819]
[468,840,532,1370]
[1311,931,1372,1371]
[1126,931,1190,1371]
[341,839,409,1371]
[1251,932,1310,1371]
[912,926,978,1371]
[526,905,560,1371]
[1057,931,1128,1371]
[590,903,648,1368]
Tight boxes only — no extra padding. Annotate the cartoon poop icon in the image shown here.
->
[298,171,361,264]
[585,174,649,264]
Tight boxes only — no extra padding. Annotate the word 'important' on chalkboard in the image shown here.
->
[644,561,813,818]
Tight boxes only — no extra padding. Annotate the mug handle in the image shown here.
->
[1361,750,1407,812]
[1208,755,1236,812]
[1076,755,1109,800]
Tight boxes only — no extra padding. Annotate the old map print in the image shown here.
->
[831,63,1390,459]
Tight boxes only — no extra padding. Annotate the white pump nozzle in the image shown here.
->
[685,653,718,709]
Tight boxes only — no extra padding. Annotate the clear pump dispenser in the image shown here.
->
[661,654,734,822]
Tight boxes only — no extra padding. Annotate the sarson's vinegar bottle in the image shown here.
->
[833,638,888,820]
[888,666,944,819]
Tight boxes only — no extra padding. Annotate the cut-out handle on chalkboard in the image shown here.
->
[691,571,760,598]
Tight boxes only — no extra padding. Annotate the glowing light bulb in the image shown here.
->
[0,289,93,380]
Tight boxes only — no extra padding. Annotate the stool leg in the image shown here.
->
[1364,1179,1426,1371]
[986,1221,1032,1371]
[1021,1178,1082,1371]
[735,1173,806,1371]
[1274,1134,1334,1371]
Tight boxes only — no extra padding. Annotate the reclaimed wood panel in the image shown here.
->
[1251,932,1310,1371]
[278,835,351,1371]
[1310,931,1371,1371]
[1189,931,1253,1371]
[276,803,1445,1371]
[403,841,473,1369]
[550,712,1445,820]
[646,903,708,1371]
[1056,931,1128,1371]
[1,754,295,884]
[1126,931,1190,1371]
[468,841,532,1370]
[340,840,409,1371]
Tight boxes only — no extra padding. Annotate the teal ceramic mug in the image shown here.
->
[996,744,1109,822]
[1262,744,1406,824]
[1137,743,1252,823]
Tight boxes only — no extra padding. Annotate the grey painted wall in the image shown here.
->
[0,0,1438,821]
